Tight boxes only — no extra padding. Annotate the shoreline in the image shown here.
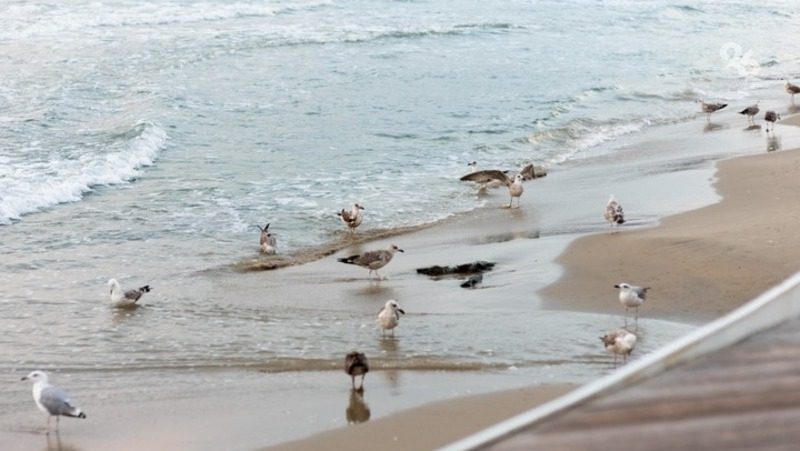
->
[268,135,800,449]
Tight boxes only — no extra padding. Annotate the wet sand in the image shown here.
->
[5,117,800,451]
[266,123,800,449]
[271,384,574,451]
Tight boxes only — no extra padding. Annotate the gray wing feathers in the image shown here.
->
[633,286,649,299]
[124,289,143,301]
[40,386,79,416]
[460,170,511,185]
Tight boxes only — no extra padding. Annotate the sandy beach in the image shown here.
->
[269,124,800,449]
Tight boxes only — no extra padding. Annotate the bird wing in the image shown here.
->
[460,170,511,185]
[123,288,143,302]
[39,386,78,416]
[519,164,535,180]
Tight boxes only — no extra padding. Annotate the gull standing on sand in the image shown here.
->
[604,195,625,227]
[615,282,649,328]
[697,100,727,122]
[344,352,369,390]
[108,278,151,307]
[337,203,365,233]
[256,223,277,254]
[739,102,760,125]
[785,80,800,102]
[764,110,781,133]
[600,329,637,366]
[377,299,405,337]
[22,371,86,433]
[338,244,404,280]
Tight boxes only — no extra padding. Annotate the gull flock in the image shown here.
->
[19,80,799,432]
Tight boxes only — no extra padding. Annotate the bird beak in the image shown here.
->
[21,376,27,381]
[613,284,620,288]
[398,309,405,315]
[398,249,404,253]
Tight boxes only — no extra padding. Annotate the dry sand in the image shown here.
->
[541,145,800,319]
[276,135,800,449]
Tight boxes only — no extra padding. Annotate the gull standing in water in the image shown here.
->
[21,371,86,433]
[344,352,369,390]
[739,102,760,125]
[697,100,727,121]
[600,329,637,367]
[108,278,151,307]
[604,195,625,227]
[615,282,649,328]
[338,244,404,280]
[337,203,365,233]
[377,299,405,337]
[256,223,277,254]
[764,110,781,133]
[785,80,800,102]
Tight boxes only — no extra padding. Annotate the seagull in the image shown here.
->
[460,273,483,289]
[600,329,637,366]
[764,110,781,133]
[337,203,365,233]
[108,278,151,307]
[337,244,404,280]
[344,352,369,390]
[697,100,727,122]
[785,80,800,102]
[615,282,650,328]
[461,170,524,208]
[604,195,625,227]
[377,299,405,337]
[21,370,86,433]
[739,102,760,125]
[255,223,277,254]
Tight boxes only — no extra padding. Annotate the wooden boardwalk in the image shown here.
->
[486,317,800,451]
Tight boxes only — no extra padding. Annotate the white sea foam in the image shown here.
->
[0,121,167,223]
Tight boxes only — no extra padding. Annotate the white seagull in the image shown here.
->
[600,329,637,367]
[337,244,404,280]
[21,370,86,433]
[256,223,277,254]
[337,203,365,232]
[108,278,151,307]
[604,195,625,227]
[377,299,405,337]
[615,282,650,328]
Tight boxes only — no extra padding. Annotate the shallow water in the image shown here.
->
[3,1,800,446]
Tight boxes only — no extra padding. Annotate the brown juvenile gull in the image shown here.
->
[764,110,781,133]
[337,203,365,232]
[255,223,277,254]
[338,244,404,279]
[22,370,86,433]
[615,282,650,329]
[738,101,760,124]
[344,352,369,390]
[461,170,525,208]
[697,100,727,121]
[604,195,625,227]
[785,80,800,102]
[600,329,637,366]
[377,299,405,337]
[108,278,151,307]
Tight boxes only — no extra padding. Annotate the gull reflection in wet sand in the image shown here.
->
[767,134,781,153]
[345,388,371,425]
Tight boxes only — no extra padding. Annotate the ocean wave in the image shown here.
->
[0,1,334,39]
[0,121,167,224]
